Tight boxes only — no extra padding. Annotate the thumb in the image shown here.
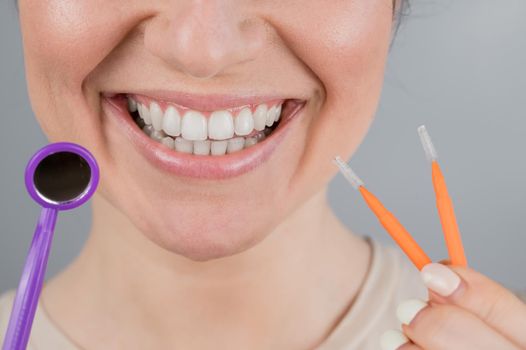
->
[420,263,526,349]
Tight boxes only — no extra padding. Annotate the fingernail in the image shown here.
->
[396,299,428,325]
[421,263,461,297]
[380,330,409,350]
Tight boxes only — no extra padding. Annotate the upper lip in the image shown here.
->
[107,90,305,112]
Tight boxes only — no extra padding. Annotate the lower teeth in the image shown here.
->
[133,114,276,156]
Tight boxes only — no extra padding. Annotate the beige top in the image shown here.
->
[0,240,429,350]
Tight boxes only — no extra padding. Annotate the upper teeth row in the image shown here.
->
[127,97,282,141]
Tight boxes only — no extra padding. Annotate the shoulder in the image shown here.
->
[0,290,16,345]
[317,239,428,349]
[369,239,428,300]
[0,289,78,350]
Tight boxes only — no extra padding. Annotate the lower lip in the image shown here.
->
[102,96,306,180]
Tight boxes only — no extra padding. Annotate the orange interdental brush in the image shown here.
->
[333,156,432,270]
[418,125,467,267]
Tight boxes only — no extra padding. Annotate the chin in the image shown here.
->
[131,197,275,262]
[157,228,264,262]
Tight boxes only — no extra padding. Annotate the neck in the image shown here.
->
[43,189,371,349]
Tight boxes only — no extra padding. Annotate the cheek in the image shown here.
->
[273,1,394,191]
[270,1,393,94]
[19,0,135,132]
[20,0,130,78]
[315,5,393,153]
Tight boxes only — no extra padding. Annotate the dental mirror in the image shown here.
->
[26,143,98,209]
[2,142,99,350]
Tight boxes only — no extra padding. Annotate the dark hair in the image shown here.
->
[391,0,411,47]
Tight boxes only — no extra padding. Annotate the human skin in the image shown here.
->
[16,0,526,349]
[18,0,393,347]
[18,0,394,261]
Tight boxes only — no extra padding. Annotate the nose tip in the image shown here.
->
[144,2,266,79]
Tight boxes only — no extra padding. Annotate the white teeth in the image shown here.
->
[253,104,268,131]
[162,106,181,137]
[143,126,266,155]
[227,137,245,153]
[150,102,164,131]
[274,104,282,122]
[181,110,207,141]
[244,137,257,148]
[174,137,193,153]
[211,140,228,155]
[234,107,254,136]
[161,136,175,149]
[193,140,211,155]
[134,99,282,139]
[135,99,280,155]
[138,104,152,125]
[266,105,276,127]
[208,110,234,140]
[127,98,138,112]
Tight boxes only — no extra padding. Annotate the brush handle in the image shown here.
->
[2,207,58,350]
[431,161,467,267]
[359,186,432,270]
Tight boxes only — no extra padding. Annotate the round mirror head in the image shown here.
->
[25,142,99,210]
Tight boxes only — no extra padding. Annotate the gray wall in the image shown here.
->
[1,0,525,294]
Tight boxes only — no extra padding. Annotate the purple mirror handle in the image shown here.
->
[2,207,58,350]
[18,208,57,349]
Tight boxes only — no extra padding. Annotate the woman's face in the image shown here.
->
[19,0,396,260]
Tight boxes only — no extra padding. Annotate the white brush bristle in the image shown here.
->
[417,125,438,162]
[333,156,364,190]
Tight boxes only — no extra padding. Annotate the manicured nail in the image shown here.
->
[421,263,461,297]
[380,330,409,350]
[396,299,428,325]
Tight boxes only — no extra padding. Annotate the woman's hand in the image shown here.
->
[380,263,526,350]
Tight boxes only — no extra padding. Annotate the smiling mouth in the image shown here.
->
[118,94,291,156]
[103,92,306,179]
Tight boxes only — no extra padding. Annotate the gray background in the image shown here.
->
[1,0,525,294]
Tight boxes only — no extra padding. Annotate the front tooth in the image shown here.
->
[265,105,276,127]
[138,104,152,125]
[162,106,181,137]
[227,137,245,153]
[181,110,207,141]
[161,137,175,149]
[274,104,282,122]
[234,108,254,136]
[127,98,138,112]
[208,110,234,140]
[253,104,268,131]
[150,102,163,131]
[211,140,228,155]
[174,137,193,153]
[244,137,257,148]
[193,140,211,155]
